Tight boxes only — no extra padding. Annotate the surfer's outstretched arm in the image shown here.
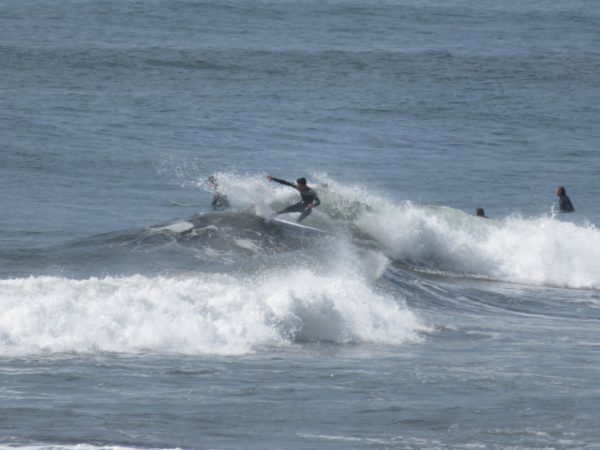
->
[267,175,297,189]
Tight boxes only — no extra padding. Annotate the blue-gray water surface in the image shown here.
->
[1,0,600,449]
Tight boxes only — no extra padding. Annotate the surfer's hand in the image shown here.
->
[267,175,273,182]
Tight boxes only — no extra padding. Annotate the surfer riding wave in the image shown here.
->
[267,175,321,223]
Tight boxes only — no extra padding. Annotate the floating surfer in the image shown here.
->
[266,175,321,223]
[208,175,230,209]
[556,186,575,213]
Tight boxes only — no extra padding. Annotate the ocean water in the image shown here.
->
[1,0,600,448]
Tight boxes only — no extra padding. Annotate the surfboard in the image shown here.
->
[170,201,203,207]
[271,217,328,236]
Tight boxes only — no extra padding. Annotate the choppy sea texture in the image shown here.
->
[2,0,600,448]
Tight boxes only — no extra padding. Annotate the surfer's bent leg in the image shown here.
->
[276,202,305,215]
[297,207,312,223]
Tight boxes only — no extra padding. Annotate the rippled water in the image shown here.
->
[2,0,600,448]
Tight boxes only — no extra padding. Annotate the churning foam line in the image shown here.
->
[0,269,426,357]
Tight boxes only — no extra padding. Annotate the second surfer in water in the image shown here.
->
[267,175,321,222]
[556,186,575,213]
[208,175,230,209]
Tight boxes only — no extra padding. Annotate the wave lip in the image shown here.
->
[0,271,425,357]
[357,203,600,290]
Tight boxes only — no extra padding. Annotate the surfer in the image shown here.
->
[475,208,488,218]
[556,186,575,213]
[208,176,230,209]
[266,175,321,222]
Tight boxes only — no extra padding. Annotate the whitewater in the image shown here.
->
[2,0,600,448]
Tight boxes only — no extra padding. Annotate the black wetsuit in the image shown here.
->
[211,192,230,209]
[270,177,321,222]
[558,194,575,213]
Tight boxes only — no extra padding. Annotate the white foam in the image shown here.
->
[0,269,425,357]
[233,237,262,252]
[357,203,600,289]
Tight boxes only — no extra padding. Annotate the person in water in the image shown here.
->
[208,175,230,209]
[266,175,321,222]
[475,208,488,218]
[556,186,575,213]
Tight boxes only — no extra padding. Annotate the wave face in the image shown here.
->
[215,172,600,289]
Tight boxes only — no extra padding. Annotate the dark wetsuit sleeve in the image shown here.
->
[270,177,297,189]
